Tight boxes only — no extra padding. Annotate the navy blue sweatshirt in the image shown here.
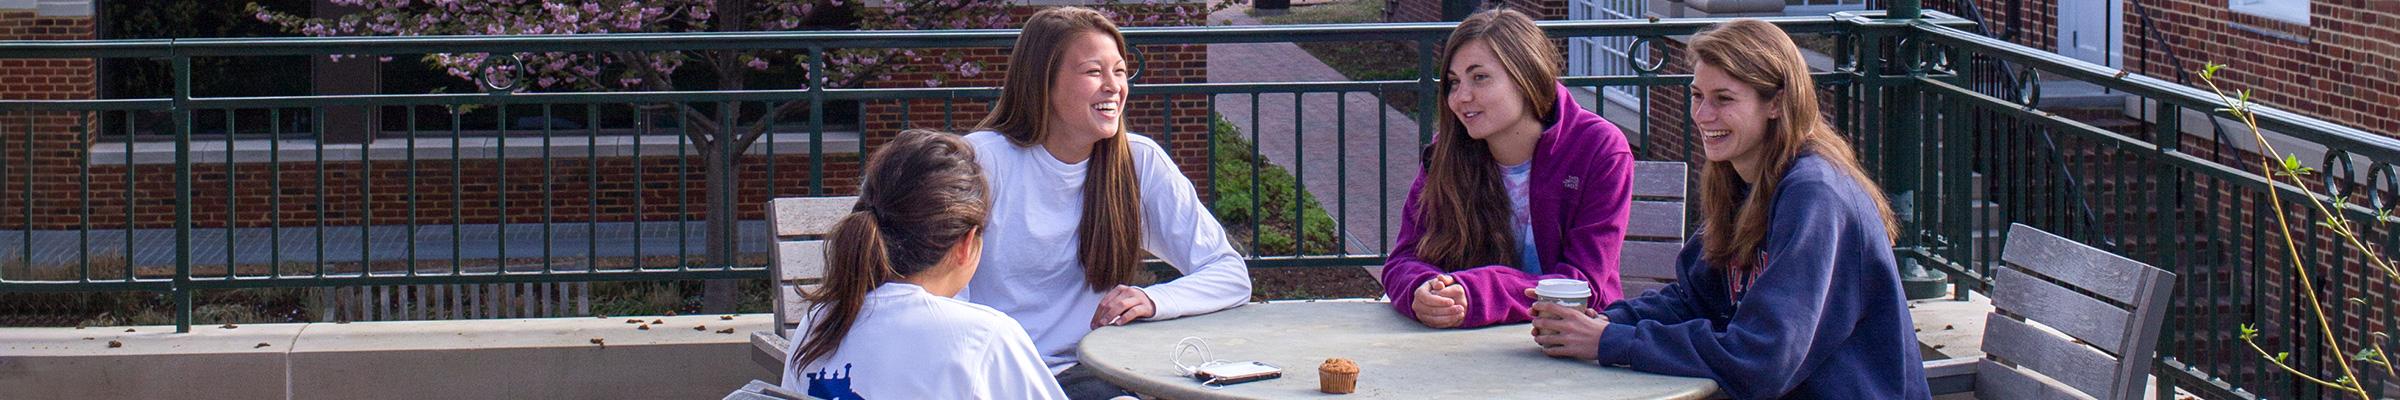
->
[1595,154,1930,400]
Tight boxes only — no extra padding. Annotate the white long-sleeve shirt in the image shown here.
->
[780,283,1067,400]
[959,130,1254,373]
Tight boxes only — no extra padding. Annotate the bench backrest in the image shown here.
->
[1979,223,2176,400]
[767,196,856,337]
[1620,161,1689,297]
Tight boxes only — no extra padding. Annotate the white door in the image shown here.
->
[2056,0,2123,68]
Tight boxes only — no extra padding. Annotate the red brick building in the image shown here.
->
[1962,0,2399,135]
[0,1,1210,234]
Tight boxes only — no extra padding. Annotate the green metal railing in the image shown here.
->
[1908,21,2400,399]
[3,8,2391,399]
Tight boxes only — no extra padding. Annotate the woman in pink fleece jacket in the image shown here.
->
[1382,8,1636,329]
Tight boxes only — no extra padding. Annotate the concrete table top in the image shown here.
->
[1077,301,1718,399]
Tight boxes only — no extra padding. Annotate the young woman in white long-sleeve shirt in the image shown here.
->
[960,6,1253,399]
[780,129,1066,400]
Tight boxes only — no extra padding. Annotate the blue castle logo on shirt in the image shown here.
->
[804,363,866,400]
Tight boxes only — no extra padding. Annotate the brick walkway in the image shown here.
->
[1208,6,1425,255]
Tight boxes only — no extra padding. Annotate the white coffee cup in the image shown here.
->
[1533,279,1593,309]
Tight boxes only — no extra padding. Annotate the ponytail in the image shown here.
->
[784,129,989,373]
[794,210,896,369]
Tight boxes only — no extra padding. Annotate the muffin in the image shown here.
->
[1319,358,1359,394]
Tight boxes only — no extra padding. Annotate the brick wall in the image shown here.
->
[861,3,1214,190]
[1968,0,2400,134]
[1641,39,1695,162]
[1,8,98,231]
[1,2,1208,232]
[1957,0,2060,52]
[2134,0,2399,135]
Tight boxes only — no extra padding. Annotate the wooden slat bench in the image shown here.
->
[1922,224,2177,399]
[1620,160,1689,297]
[749,196,853,374]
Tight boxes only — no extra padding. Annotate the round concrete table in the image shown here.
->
[1077,301,1718,399]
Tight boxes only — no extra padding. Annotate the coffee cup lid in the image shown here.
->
[1534,279,1592,299]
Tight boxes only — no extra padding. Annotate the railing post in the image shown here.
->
[1417,36,1439,147]
[1888,0,1922,19]
[1871,20,1949,300]
[171,52,194,333]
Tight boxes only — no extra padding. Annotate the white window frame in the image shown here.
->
[2229,0,2310,25]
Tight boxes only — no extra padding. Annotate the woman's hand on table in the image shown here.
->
[1092,285,1156,329]
[1411,274,1469,328]
[1526,289,1607,360]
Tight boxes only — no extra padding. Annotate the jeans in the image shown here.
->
[1055,363,1132,400]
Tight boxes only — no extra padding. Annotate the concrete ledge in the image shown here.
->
[89,131,862,166]
[0,324,295,399]
[1,315,776,400]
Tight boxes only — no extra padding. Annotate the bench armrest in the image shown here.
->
[1923,357,1980,395]
[751,332,791,375]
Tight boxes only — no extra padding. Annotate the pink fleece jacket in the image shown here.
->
[1381,82,1636,328]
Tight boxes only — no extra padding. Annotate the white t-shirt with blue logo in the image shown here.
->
[1502,161,1539,273]
[779,283,1068,400]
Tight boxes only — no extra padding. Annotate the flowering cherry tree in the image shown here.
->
[250,0,1021,312]
[249,0,1227,312]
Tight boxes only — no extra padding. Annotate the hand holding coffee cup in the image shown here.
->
[1527,279,1594,339]
[1533,279,1592,310]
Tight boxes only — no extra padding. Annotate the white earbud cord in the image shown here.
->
[1169,336,1237,389]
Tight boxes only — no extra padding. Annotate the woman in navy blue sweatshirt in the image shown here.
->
[1525,19,1931,399]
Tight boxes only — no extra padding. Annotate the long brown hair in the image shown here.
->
[1688,19,1897,271]
[975,7,1143,292]
[793,129,990,370]
[1415,8,1562,271]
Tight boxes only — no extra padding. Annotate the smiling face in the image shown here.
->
[1042,32,1129,149]
[1444,39,1542,141]
[1689,62,1777,174]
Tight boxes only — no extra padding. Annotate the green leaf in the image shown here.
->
[2335,376,2354,386]
[2201,62,2224,80]
[2355,348,2384,362]
[2350,297,2368,306]
[2241,324,2259,341]
[2283,154,2304,172]
[2277,352,2291,364]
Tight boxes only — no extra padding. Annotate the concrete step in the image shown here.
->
[2035,79,2131,111]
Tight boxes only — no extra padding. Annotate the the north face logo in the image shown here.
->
[1563,176,1581,190]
